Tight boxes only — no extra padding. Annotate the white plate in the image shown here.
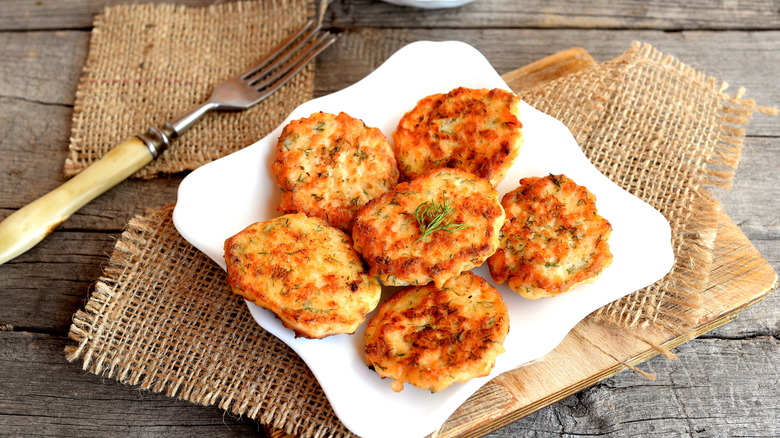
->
[173,41,674,438]
[380,0,476,9]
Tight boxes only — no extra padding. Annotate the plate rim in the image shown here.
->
[172,40,674,438]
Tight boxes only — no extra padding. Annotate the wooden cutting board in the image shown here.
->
[438,48,778,438]
[271,48,779,438]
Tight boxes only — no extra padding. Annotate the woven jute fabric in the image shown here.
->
[66,204,350,437]
[519,42,761,330]
[65,0,316,179]
[67,43,769,437]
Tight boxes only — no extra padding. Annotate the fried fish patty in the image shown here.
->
[352,168,505,289]
[487,174,613,300]
[364,272,509,393]
[224,213,381,339]
[392,87,523,186]
[272,111,399,231]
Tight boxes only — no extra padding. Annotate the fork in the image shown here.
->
[0,20,337,265]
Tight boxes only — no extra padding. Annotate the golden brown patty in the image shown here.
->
[392,87,523,186]
[352,168,505,289]
[224,213,381,339]
[272,111,399,231]
[487,174,613,300]
[364,271,509,393]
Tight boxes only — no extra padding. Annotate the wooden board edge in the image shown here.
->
[445,211,778,438]
[456,280,777,438]
[501,47,596,91]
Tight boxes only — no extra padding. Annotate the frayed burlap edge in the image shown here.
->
[593,43,775,332]
[522,42,775,334]
[65,0,318,179]
[66,204,354,438]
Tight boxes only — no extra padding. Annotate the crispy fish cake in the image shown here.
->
[364,272,509,393]
[352,168,504,289]
[392,87,523,186]
[488,174,613,300]
[272,111,399,231]
[224,213,381,339]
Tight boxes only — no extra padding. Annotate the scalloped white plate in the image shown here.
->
[173,41,673,438]
[380,0,475,9]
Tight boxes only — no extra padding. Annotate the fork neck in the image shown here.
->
[168,101,220,136]
[137,101,218,159]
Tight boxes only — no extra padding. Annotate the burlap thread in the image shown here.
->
[65,0,317,178]
[67,38,772,437]
[67,204,350,437]
[520,42,772,329]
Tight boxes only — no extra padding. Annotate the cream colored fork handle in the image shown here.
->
[0,137,152,264]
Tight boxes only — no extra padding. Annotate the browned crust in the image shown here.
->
[488,174,613,299]
[351,168,505,288]
[224,214,381,339]
[272,111,399,231]
[364,272,510,393]
[392,87,523,186]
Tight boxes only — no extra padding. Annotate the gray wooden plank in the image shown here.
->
[0,0,216,31]
[0,331,264,437]
[486,335,780,437]
[0,96,74,203]
[1,332,776,437]
[718,136,780,240]
[3,0,780,31]
[314,29,779,136]
[327,0,780,30]
[0,231,118,334]
[0,30,88,105]
[0,95,182,232]
[713,131,780,340]
[2,21,776,122]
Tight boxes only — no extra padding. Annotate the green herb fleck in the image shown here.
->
[549,174,562,190]
[413,200,468,244]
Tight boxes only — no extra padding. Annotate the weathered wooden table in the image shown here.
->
[1,1,778,436]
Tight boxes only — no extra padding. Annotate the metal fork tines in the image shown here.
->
[139,20,337,158]
[240,20,335,102]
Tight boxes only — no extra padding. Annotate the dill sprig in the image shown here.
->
[413,200,468,244]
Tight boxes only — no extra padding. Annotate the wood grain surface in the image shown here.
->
[437,211,777,437]
[0,1,778,437]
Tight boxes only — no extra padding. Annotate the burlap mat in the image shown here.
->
[65,0,317,179]
[66,41,771,437]
[521,43,759,330]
